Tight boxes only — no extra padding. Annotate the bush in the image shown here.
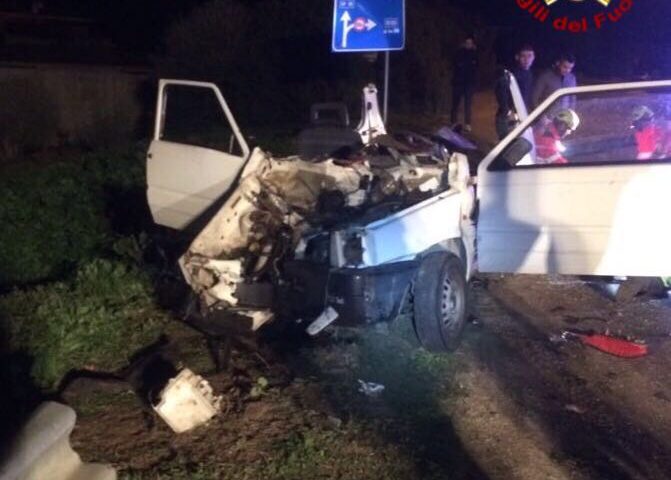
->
[84,144,148,191]
[158,0,491,122]
[0,162,108,286]
[0,147,147,287]
[0,259,165,389]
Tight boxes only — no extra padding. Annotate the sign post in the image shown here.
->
[332,0,405,122]
[383,51,389,123]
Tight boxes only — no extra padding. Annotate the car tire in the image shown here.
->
[413,252,468,352]
[615,277,667,303]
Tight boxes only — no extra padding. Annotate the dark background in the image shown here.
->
[4,0,664,71]
[2,0,670,123]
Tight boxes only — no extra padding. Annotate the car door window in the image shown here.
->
[161,84,244,156]
[491,87,671,170]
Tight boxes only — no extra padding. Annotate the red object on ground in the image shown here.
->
[577,333,649,358]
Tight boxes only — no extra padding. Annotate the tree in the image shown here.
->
[157,0,491,124]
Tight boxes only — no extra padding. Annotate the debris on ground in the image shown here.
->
[358,380,385,397]
[564,404,588,415]
[307,306,339,336]
[326,415,343,429]
[152,368,222,433]
[64,273,671,479]
[557,330,649,358]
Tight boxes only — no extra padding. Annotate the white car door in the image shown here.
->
[506,69,529,123]
[477,80,671,277]
[147,80,250,230]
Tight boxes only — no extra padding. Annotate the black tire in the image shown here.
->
[616,277,667,302]
[413,252,468,352]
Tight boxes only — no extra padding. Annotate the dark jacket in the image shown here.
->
[452,47,478,86]
[532,68,577,109]
[495,67,533,116]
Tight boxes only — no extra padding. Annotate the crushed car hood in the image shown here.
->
[179,132,462,330]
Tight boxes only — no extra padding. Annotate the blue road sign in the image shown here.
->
[332,0,405,53]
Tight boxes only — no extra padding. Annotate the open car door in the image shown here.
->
[147,80,250,230]
[477,80,671,277]
[506,69,529,124]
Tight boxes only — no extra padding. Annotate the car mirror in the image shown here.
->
[499,137,533,167]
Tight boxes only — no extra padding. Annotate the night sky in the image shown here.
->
[459,0,671,76]
[3,0,671,77]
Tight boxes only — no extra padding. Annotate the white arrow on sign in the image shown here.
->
[340,11,378,48]
[340,11,355,48]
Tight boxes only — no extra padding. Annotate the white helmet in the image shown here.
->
[554,109,580,131]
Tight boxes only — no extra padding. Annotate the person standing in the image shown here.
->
[532,53,577,110]
[494,44,535,139]
[630,105,665,160]
[450,36,478,133]
[533,109,580,164]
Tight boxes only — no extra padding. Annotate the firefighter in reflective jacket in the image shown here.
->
[534,109,580,164]
[631,105,664,160]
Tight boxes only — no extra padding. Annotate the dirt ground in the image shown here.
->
[64,274,671,480]
[62,93,671,479]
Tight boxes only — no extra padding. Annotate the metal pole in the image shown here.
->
[383,51,390,124]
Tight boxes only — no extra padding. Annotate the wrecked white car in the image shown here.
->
[147,78,671,352]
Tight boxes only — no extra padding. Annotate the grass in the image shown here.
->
[117,426,418,480]
[262,431,333,479]
[354,322,457,420]
[253,427,417,480]
[106,315,456,480]
[0,145,170,390]
[0,258,166,389]
[0,146,147,287]
[74,389,139,417]
[120,464,222,480]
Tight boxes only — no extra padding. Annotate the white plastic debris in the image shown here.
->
[548,333,568,344]
[306,306,339,336]
[153,369,222,433]
[240,309,274,331]
[0,402,116,480]
[358,380,385,397]
[418,177,440,192]
[564,404,587,414]
[346,189,368,207]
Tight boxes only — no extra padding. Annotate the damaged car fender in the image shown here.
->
[149,78,480,352]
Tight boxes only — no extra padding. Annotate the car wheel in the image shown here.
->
[615,277,667,303]
[413,252,467,352]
